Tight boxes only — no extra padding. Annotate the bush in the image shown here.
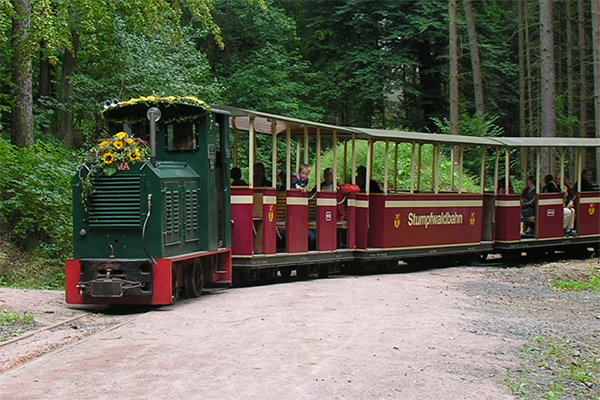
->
[0,137,78,273]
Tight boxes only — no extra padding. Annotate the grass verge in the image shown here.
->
[506,336,599,399]
[0,311,36,342]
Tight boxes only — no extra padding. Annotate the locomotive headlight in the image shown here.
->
[79,229,87,237]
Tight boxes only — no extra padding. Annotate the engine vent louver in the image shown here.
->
[88,175,141,228]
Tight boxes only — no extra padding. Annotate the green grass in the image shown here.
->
[552,271,600,292]
[0,311,35,326]
[0,311,36,342]
[506,336,599,399]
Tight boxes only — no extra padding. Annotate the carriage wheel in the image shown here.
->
[317,264,330,278]
[185,259,204,298]
[171,266,179,304]
[279,268,292,279]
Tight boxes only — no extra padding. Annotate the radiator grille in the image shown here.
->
[89,175,141,228]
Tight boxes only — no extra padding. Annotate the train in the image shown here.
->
[65,96,600,305]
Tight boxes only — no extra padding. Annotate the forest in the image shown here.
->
[0,0,599,286]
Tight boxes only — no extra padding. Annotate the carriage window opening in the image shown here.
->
[167,122,197,152]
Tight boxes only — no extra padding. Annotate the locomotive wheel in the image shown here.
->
[171,266,179,304]
[185,259,204,298]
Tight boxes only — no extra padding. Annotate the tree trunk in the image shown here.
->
[463,0,484,117]
[10,0,34,148]
[449,0,459,136]
[518,0,526,137]
[579,0,587,140]
[39,42,51,100]
[525,2,535,138]
[540,0,556,175]
[592,0,600,178]
[579,0,589,168]
[57,33,81,149]
[566,1,574,132]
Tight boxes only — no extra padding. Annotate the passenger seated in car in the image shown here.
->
[320,168,335,191]
[521,176,536,235]
[356,166,382,193]
[231,167,247,186]
[575,169,595,192]
[253,163,272,187]
[556,173,577,236]
[291,164,311,194]
[542,174,559,193]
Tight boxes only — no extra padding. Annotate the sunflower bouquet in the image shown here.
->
[80,132,148,209]
[94,131,148,176]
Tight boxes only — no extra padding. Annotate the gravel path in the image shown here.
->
[0,257,598,399]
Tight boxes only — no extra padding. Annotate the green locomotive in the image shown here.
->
[66,96,232,305]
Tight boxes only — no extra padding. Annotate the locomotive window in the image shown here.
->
[167,122,198,152]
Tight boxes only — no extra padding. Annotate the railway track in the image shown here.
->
[0,307,150,376]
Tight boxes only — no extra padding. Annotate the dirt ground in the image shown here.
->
[0,257,598,399]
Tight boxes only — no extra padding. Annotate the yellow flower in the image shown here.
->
[125,138,135,145]
[113,141,124,150]
[100,140,110,150]
[103,153,115,164]
[116,131,127,139]
[129,149,141,161]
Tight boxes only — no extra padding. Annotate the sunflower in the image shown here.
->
[103,152,115,164]
[113,141,124,150]
[125,138,135,145]
[100,140,110,151]
[116,131,128,139]
[128,149,141,161]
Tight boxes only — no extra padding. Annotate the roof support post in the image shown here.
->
[366,139,373,195]
[458,145,464,194]
[384,140,390,194]
[417,143,422,192]
[351,134,357,185]
[316,128,322,192]
[480,146,486,195]
[271,120,277,188]
[505,147,510,193]
[249,116,256,187]
[494,147,500,194]
[411,142,417,194]
[333,131,338,188]
[304,126,309,165]
[536,148,541,193]
[393,142,399,192]
[286,123,291,190]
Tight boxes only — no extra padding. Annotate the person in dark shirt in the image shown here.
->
[253,163,272,187]
[542,174,559,193]
[521,176,536,235]
[521,176,536,217]
[576,169,595,192]
[356,166,382,194]
[231,167,247,186]
[556,173,576,235]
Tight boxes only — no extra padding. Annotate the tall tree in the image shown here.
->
[449,0,459,136]
[463,0,484,116]
[10,0,34,147]
[578,0,587,139]
[540,0,556,174]
[593,0,600,178]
